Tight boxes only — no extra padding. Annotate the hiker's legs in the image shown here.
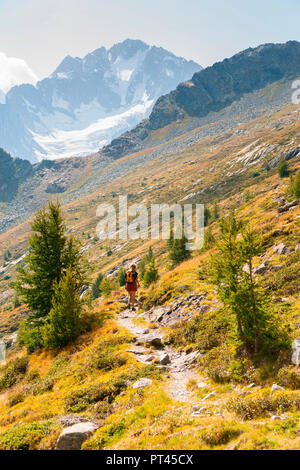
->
[132,292,136,308]
[129,292,134,307]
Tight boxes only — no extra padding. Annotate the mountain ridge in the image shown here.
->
[102,40,300,159]
[0,39,201,162]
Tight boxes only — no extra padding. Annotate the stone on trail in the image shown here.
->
[144,335,163,348]
[56,422,98,450]
[159,353,170,365]
[132,378,153,389]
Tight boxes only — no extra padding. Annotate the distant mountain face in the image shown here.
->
[0,39,201,162]
[102,41,300,159]
[0,148,32,201]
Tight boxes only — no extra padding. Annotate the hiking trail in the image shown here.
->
[118,308,202,403]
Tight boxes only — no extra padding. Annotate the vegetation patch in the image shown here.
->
[226,391,300,420]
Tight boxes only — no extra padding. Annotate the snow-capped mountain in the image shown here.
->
[0,39,201,162]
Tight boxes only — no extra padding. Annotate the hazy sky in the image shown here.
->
[0,0,300,81]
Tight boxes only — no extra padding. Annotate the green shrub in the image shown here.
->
[277,366,300,390]
[91,273,104,299]
[8,392,25,407]
[25,377,54,396]
[65,382,117,413]
[47,353,71,378]
[65,364,161,413]
[277,158,289,178]
[93,350,127,371]
[18,320,44,352]
[200,422,241,447]
[0,422,53,450]
[290,170,300,198]
[0,356,29,391]
[143,260,159,287]
[227,391,300,420]
[142,281,173,310]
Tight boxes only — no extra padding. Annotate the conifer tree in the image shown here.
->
[43,268,82,349]
[290,170,300,198]
[14,201,86,351]
[277,157,289,178]
[212,201,219,221]
[210,212,286,354]
[15,201,67,319]
[118,267,126,287]
[91,273,104,299]
[143,259,159,287]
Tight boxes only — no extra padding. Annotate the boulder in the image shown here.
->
[159,353,170,365]
[56,422,98,450]
[254,263,268,274]
[292,338,300,366]
[144,335,163,348]
[131,378,153,389]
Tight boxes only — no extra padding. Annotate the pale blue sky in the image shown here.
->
[0,0,300,79]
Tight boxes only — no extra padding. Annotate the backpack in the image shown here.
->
[126,270,136,284]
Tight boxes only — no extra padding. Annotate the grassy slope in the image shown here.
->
[0,104,299,450]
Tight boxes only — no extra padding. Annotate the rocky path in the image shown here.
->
[118,309,201,403]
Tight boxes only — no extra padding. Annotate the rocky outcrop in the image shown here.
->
[0,148,32,202]
[141,293,209,326]
[272,243,292,255]
[131,378,153,389]
[102,41,300,159]
[278,199,300,213]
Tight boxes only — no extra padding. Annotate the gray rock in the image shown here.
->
[159,353,170,365]
[272,243,291,255]
[198,304,210,314]
[254,263,268,274]
[144,335,163,348]
[56,422,98,450]
[202,391,216,401]
[292,338,300,366]
[270,265,283,271]
[270,384,285,395]
[132,378,153,389]
[270,415,285,421]
[197,382,208,389]
[278,199,300,213]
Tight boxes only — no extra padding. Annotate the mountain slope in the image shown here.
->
[0,99,299,450]
[102,40,300,159]
[0,148,32,202]
[0,39,201,162]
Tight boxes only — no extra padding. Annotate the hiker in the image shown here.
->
[125,264,140,311]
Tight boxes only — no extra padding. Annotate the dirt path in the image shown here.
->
[118,309,201,403]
